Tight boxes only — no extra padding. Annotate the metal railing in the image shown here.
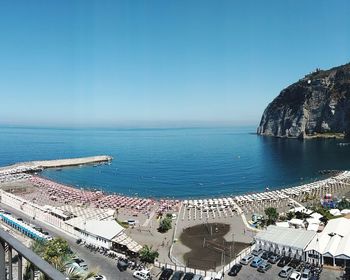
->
[0,228,67,280]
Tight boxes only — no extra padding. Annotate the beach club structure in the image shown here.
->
[304,217,350,267]
[255,218,350,267]
[255,226,316,260]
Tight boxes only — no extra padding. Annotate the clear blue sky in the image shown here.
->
[0,1,349,127]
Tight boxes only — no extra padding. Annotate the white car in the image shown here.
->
[289,271,301,280]
[93,275,107,280]
[133,269,151,280]
[301,269,310,280]
[279,266,293,278]
[213,271,223,280]
[240,254,254,265]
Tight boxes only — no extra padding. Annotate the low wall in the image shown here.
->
[0,190,76,237]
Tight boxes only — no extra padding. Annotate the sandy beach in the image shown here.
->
[1,160,350,271]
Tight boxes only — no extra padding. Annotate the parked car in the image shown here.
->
[72,257,88,270]
[76,238,82,244]
[192,274,203,280]
[93,275,107,280]
[159,269,174,280]
[252,248,263,256]
[213,272,223,280]
[279,266,293,278]
[240,254,254,265]
[170,271,184,280]
[277,256,291,267]
[301,268,311,280]
[289,259,301,269]
[268,253,281,264]
[183,272,194,280]
[117,259,129,271]
[250,257,264,268]
[261,251,273,260]
[33,226,42,232]
[133,270,151,280]
[79,263,88,270]
[257,261,272,273]
[228,264,242,276]
[289,271,302,280]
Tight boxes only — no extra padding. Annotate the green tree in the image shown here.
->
[139,245,159,263]
[43,238,72,264]
[337,198,350,210]
[29,238,97,280]
[158,217,172,233]
[286,211,295,220]
[259,218,267,229]
[264,207,279,225]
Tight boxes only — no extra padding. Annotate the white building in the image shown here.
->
[305,217,350,266]
[66,218,124,249]
[255,225,316,260]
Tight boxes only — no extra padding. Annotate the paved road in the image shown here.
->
[0,202,135,280]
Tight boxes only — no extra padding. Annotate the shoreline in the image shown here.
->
[0,156,345,200]
[38,169,341,200]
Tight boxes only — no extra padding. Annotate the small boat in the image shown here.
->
[337,142,350,146]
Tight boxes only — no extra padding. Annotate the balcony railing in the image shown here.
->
[0,228,67,280]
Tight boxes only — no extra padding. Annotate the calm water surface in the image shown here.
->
[0,126,349,198]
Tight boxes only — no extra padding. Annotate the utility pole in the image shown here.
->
[232,233,235,260]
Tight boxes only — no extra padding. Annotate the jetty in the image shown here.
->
[0,155,113,174]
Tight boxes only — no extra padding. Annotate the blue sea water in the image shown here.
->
[0,126,350,199]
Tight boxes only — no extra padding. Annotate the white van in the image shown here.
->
[133,269,151,280]
[213,271,223,280]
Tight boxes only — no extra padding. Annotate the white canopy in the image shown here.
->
[310,212,323,220]
[330,209,341,216]
[289,207,312,215]
[289,218,305,227]
[307,223,319,232]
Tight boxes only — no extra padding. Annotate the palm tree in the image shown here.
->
[65,265,97,280]
[29,239,97,280]
[139,245,159,263]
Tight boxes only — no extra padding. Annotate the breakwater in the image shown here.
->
[0,155,113,174]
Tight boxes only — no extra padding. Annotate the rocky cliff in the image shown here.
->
[257,63,350,139]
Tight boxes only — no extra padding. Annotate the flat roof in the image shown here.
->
[67,218,124,240]
[255,225,316,250]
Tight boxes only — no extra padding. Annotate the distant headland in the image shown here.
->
[257,62,350,139]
